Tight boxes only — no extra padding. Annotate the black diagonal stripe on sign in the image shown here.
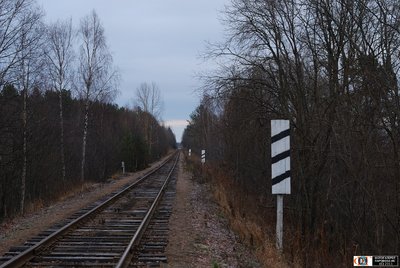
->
[271,128,290,144]
[272,170,290,186]
[271,150,290,164]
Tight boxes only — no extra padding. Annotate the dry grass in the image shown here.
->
[23,181,97,216]
[24,198,45,214]
[184,154,301,267]
[213,180,297,267]
[111,174,121,180]
[212,184,295,267]
[55,182,98,202]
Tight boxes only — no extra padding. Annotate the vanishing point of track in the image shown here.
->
[0,152,179,268]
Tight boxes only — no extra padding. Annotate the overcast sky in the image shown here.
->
[36,0,229,142]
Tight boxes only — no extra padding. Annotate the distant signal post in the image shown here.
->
[271,120,291,251]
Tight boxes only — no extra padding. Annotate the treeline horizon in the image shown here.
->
[0,0,176,221]
[183,0,399,266]
[0,84,176,222]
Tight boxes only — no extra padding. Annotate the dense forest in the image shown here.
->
[0,0,176,221]
[183,0,399,266]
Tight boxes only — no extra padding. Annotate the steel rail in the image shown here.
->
[116,152,179,268]
[0,152,177,268]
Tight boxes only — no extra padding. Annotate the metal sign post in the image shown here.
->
[271,120,291,251]
[201,150,205,164]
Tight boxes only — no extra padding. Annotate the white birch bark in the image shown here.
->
[78,10,118,181]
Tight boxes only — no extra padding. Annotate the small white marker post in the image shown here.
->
[121,161,125,174]
[201,149,205,164]
[271,120,291,252]
[188,149,191,157]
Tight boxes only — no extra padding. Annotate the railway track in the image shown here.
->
[0,152,179,268]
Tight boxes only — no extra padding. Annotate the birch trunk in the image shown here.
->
[21,88,27,214]
[78,11,117,182]
[80,99,89,182]
[59,91,66,182]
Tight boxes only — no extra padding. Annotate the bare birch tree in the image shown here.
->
[0,0,40,86]
[78,10,118,182]
[13,4,44,214]
[135,82,164,156]
[135,82,164,120]
[44,19,74,183]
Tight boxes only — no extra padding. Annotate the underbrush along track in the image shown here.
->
[0,152,179,267]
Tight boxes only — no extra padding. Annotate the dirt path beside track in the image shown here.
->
[166,157,262,267]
